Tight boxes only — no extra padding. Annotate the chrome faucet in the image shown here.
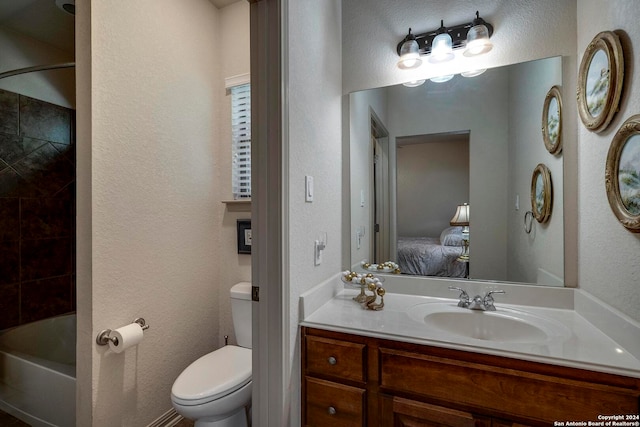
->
[448,286,470,308]
[449,287,505,311]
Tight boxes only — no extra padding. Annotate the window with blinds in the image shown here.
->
[231,83,251,199]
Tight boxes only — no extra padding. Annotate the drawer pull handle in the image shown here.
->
[327,356,337,365]
[328,406,337,415]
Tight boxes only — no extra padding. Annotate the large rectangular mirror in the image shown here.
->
[347,56,565,286]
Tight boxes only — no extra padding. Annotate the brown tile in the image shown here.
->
[0,133,48,165]
[0,89,19,136]
[12,143,74,197]
[21,275,73,323]
[0,166,23,197]
[0,241,20,285]
[0,197,20,241]
[21,197,72,239]
[0,282,19,329]
[21,237,72,281]
[19,95,72,145]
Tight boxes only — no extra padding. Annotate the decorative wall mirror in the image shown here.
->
[542,85,562,155]
[605,115,640,232]
[577,31,624,133]
[347,56,565,286]
[531,163,553,224]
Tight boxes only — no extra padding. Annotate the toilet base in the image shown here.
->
[194,406,248,427]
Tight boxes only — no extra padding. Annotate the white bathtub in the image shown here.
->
[0,314,76,427]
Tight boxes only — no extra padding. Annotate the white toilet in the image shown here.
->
[171,282,252,427]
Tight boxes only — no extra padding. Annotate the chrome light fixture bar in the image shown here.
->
[396,11,493,69]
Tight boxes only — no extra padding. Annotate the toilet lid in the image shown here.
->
[171,345,252,405]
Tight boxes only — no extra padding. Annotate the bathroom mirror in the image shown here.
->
[347,56,565,286]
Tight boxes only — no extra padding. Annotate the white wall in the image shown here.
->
[77,0,223,425]
[0,27,74,108]
[386,71,510,280]
[348,87,388,265]
[507,57,564,285]
[577,0,640,321]
[216,1,251,348]
[287,0,342,425]
[397,137,469,237]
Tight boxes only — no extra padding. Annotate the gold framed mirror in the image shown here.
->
[542,85,562,155]
[577,31,624,133]
[605,114,640,232]
[531,164,553,223]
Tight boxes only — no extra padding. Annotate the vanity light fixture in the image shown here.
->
[430,74,454,83]
[463,11,494,57]
[397,28,423,70]
[402,79,426,87]
[461,68,487,78]
[396,11,494,70]
[429,21,454,64]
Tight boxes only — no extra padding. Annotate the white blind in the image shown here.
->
[231,83,251,199]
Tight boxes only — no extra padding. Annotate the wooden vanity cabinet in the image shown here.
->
[302,327,640,427]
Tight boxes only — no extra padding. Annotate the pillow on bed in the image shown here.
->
[440,226,464,246]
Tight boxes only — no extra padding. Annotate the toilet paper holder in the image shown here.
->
[96,318,150,346]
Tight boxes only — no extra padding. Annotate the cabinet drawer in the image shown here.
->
[379,347,640,423]
[305,335,366,382]
[305,376,365,427]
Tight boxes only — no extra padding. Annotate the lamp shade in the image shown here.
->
[463,20,493,57]
[397,29,423,70]
[429,32,454,64]
[450,203,470,226]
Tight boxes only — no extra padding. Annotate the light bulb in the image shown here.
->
[464,24,493,57]
[430,74,454,83]
[429,33,454,64]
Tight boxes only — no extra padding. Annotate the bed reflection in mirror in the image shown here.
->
[347,56,564,286]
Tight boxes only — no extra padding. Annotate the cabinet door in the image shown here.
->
[305,376,366,427]
[382,396,491,427]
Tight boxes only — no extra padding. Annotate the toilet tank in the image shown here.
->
[230,282,252,349]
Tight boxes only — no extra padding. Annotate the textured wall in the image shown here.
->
[287,1,342,426]
[216,1,251,348]
[77,0,223,425]
[397,138,469,237]
[507,57,564,285]
[0,89,75,329]
[577,0,640,321]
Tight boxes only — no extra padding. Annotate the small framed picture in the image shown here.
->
[605,115,640,232]
[531,164,553,224]
[577,31,624,133]
[237,219,252,254]
[542,85,562,155]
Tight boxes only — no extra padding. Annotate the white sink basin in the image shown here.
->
[406,302,571,344]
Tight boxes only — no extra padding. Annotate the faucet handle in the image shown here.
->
[448,286,470,308]
[483,289,505,310]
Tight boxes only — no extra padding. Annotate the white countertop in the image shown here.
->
[300,275,640,379]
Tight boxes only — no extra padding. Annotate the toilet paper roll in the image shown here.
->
[108,323,144,354]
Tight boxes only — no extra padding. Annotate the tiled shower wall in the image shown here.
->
[0,88,76,330]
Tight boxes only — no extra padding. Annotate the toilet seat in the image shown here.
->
[171,345,251,406]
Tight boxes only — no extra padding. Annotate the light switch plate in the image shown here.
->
[305,176,314,202]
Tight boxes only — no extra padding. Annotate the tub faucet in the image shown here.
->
[468,290,505,311]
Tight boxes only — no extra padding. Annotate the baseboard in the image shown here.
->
[146,408,184,427]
